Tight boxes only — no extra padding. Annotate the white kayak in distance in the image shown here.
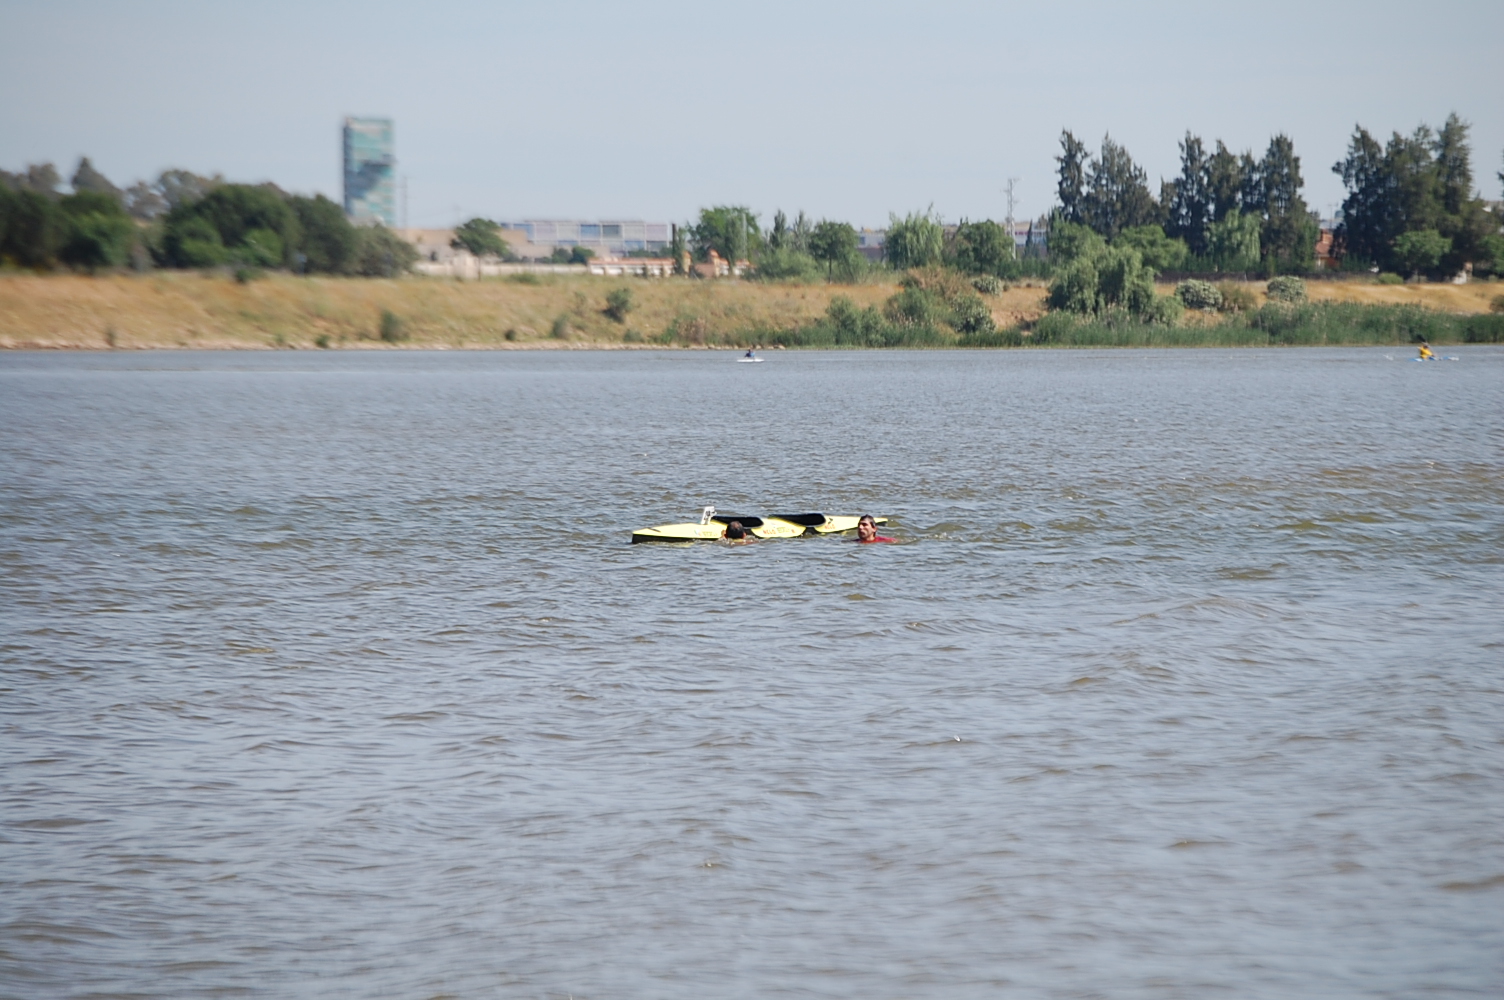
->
[631,506,887,543]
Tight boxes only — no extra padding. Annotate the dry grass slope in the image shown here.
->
[0,272,1495,350]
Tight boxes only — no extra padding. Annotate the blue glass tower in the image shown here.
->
[342,117,395,226]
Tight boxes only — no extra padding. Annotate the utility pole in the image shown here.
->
[1004,177,1019,253]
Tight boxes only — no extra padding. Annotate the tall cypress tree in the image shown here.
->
[1167,133,1212,256]
[1256,135,1315,271]
[1080,135,1159,241]
[1056,131,1089,226]
[1206,142,1246,222]
[1333,127,1391,264]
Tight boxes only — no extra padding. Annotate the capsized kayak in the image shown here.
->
[631,506,888,543]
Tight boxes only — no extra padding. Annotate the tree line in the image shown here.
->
[0,158,415,275]
[5,113,1500,287]
[1050,114,1503,283]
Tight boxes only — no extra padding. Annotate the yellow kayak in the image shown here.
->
[631,507,887,544]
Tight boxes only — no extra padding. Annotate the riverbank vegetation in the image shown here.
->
[2,270,1499,351]
[2,111,1501,349]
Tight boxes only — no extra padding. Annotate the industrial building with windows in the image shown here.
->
[500,220,671,256]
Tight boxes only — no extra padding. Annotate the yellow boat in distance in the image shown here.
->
[631,506,888,544]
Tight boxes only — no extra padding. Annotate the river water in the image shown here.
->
[2,347,1501,999]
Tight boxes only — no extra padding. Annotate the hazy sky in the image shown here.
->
[3,0,1501,229]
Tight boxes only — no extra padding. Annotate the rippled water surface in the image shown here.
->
[2,347,1502,999]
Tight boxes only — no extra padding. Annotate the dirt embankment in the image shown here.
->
[0,272,1494,350]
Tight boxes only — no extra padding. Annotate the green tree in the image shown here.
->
[1082,135,1160,239]
[57,190,135,271]
[788,211,813,254]
[690,205,760,264]
[236,227,284,268]
[0,185,63,268]
[1045,216,1106,265]
[155,169,221,210]
[1166,132,1213,255]
[1393,229,1451,277]
[1047,243,1156,317]
[667,223,687,274]
[122,181,167,221]
[1205,210,1262,271]
[1334,114,1494,274]
[1431,114,1495,274]
[1115,225,1188,272]
[352,224,418,277]
[0,163,63,197]
[164,215,227,267]
[163,184,299,268]
[1255,134,1316,272]
[884,208,943,269]
[450,217,513,259]
[1206,141,1246,221]
[1056,130,1089,225]
[808,219,858,277]
[768,209,789,250]
[946,219,1012,274]
[1332,126,1389,264]
[290,194,358,273]
[70,157,120,200]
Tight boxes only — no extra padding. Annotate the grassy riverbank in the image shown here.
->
[0,270,1499,350]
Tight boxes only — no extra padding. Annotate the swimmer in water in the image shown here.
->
[855,515,894,543]
[722,520,756,543]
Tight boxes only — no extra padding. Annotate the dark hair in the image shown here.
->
[726,521,746,540]
[858,515,875,524]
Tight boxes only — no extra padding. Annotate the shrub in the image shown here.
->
[1489,294,1504,314]
[1176,279,1222,311]
[1266,276,1307,302]
[1375,272,1404,285]
[1216,282,1257,313]
[1048,244,1155,317]
[751,247,822,282]
[1462,314,1504,343]
[972,274,1001,295]
[884,285,944,327]
[1140,294,1184,326]
[604,287,633,323]
[550,313,571,339]
[948,294,995,336]
[378,309,406,343]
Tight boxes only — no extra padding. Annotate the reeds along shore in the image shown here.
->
[0,270,1500,350]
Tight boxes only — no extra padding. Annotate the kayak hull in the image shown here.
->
[631,512,887,543]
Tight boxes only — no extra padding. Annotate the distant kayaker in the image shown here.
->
[856,515,894,544]
[744,348,756,359]
[722,520,755,543]
[1418,339,1435,360]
